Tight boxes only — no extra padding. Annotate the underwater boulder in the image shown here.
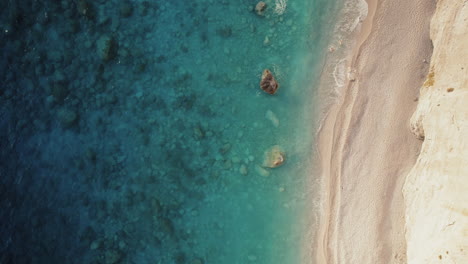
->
[77,0,94,19]
[255,165,270,176]
[239,164,248,175]
[265,110,279,127]
[57,108,78,128]
[191,258,204,264]
[260,69,279,94]
[104,249,122,264]
[51,83,69,103]
[255,1,267,16]
[97,35,118,62]
[119,1,134,18]
[263,145,285,168]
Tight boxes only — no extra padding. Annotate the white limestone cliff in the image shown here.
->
[404,0,468,263]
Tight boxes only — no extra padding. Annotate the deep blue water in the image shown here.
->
[0,0,338,263]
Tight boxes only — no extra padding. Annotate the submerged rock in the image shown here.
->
[90,240,100,250]
[77,0,94,19]
[260,69,279,94]
[104,249,122,264]
[119,1,134,18]
[193,125,204,139]
[97,35,118,62]
[216,26,233,38]
[51,83,69,103]
[191,258,204,264]
[255,2,267,16]
[239,164,248,175]
[57,108,78,128]
[219,143,231,154]
[263,145,285,168]
[265,110,279,127]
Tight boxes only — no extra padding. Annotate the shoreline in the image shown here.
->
[313,0,435,262]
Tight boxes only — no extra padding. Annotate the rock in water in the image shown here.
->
[239,164,248,175]
[97,35,117,62]
[51,83,69,103]
[119,1,134,18]
[90,240,99,250]
[57,108,78,128]
[104,249,122,264]
[265,110,279,127]
[255,2,267,16]
[263,145,285,168]
[255,165,270,177]
[260,69,279,94]
[191,259,204,264]
[77,0,94,19]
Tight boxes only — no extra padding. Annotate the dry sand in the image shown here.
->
[315,0,435,263]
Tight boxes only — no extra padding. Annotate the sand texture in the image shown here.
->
[403,0,468,262]
[315,0,435,262]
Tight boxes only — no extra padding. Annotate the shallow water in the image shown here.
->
[0,0,338,263]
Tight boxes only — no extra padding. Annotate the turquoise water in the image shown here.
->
[0,0,338,263]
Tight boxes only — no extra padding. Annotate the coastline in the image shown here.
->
[314,0,435,262]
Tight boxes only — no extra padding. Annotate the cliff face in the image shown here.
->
[404,0,468,263]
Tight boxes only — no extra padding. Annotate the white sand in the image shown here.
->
[314,0,435,262]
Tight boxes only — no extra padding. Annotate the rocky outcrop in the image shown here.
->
[404,0,468,263]
[260,69,279,94]
[263,145,285,168]
[255,2,267,16]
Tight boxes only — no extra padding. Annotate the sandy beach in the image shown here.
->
[315,0,435,263]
